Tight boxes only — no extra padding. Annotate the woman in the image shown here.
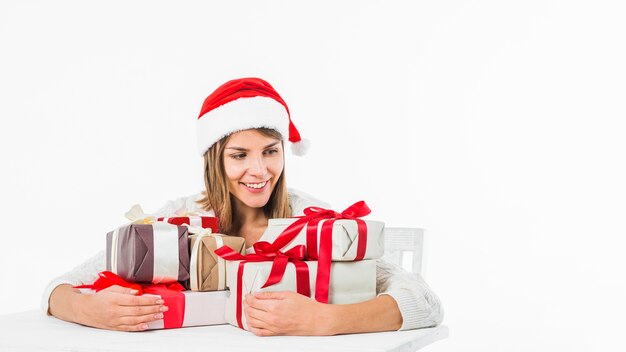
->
[43,77,443,335]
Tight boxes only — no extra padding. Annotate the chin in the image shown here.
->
[243,200,270,209]
[239,194,272,209]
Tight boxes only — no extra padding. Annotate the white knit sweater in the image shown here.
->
[41,188,443,330]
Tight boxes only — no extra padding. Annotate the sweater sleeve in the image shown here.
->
[40,250,105,315]
[376,257,444,330]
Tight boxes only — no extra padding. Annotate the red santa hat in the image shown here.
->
[196,77,309,156]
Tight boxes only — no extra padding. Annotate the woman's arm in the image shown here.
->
[41,251,104,314]
[375,258,444,330]
[49,284,167,331]
[329,294,403,333]
[48,284,85,323]
[244,291,401,336]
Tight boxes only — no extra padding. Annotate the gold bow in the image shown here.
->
[125,204,157,224]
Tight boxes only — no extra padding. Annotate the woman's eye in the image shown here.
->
[231,153,246,160]
[264,149,279,155]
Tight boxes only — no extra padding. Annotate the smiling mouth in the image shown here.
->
[240,180,269,189]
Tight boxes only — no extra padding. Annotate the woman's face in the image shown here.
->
[223,129,284,211]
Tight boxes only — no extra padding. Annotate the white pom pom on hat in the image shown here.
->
[290,138,310,156]
[196,77,308,156]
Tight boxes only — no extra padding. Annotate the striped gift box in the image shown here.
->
[106,222,190,284]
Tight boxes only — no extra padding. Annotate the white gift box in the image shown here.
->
[224,259,376,330]
[78,288,228,329]
[260,218,385,261]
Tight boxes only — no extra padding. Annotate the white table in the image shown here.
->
[0,310,448,352]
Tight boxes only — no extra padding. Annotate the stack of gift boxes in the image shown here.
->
[78,202,384,331]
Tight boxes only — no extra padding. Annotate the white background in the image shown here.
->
[1,1,625,351]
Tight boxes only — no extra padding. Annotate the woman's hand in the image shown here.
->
[77,285,168,331]
[49,284,168,332]
[243,291,336,336]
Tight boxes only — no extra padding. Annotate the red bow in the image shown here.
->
[263,201,371,303]
[75,271,186,328]
[215,242,311,292]
[264,201,371,256]
[75,271,185,294]
[75,271,143,294]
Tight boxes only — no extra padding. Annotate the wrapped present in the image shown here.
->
[223,259,376,331]
[76,271,227,329]
[261,216,384,262]
[260,201,384,262]
[253,201,382,304]
[106,222,190,284]
[189,231,246,291]
[125,204,219,232]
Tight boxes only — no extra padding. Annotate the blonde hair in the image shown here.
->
[196,128,291,235]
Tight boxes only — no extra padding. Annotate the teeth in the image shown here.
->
[244,181,267,189]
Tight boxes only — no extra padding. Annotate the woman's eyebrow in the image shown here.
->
[226,141,280,151]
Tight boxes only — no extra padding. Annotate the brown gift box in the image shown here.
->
[189,233,246,291]
[106,222,190,285]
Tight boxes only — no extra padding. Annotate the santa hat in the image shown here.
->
[196,77,309,156]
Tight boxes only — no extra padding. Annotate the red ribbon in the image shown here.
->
[215,242,311,329]
[264,201,371,303]
[75,271,186,329]
[142,284,185,328]
[75,271,145,294]
[156,216,219,233]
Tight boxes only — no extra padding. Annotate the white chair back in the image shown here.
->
[382,227,425,275]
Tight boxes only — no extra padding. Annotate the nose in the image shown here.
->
[246,154,268,177]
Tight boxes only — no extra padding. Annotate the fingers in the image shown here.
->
[99,285,164,306]
[111,297,168,330]
[97,285,163,306]
[106,306,167,331]
[114,323,151,332]
[243,291,321,336]
[252,291,288,300]
[244,303,279,336]
[248,325,279,337]
[118,304,168,317]
[245,313,269,330]
[245,294,276,313]
[92,313,154,332]
[117,311,164,326]
[103,285,140,295]
[88,288,169,332]
[114,293,164,307]
[244,295,295,336]
[245,301,273,325]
